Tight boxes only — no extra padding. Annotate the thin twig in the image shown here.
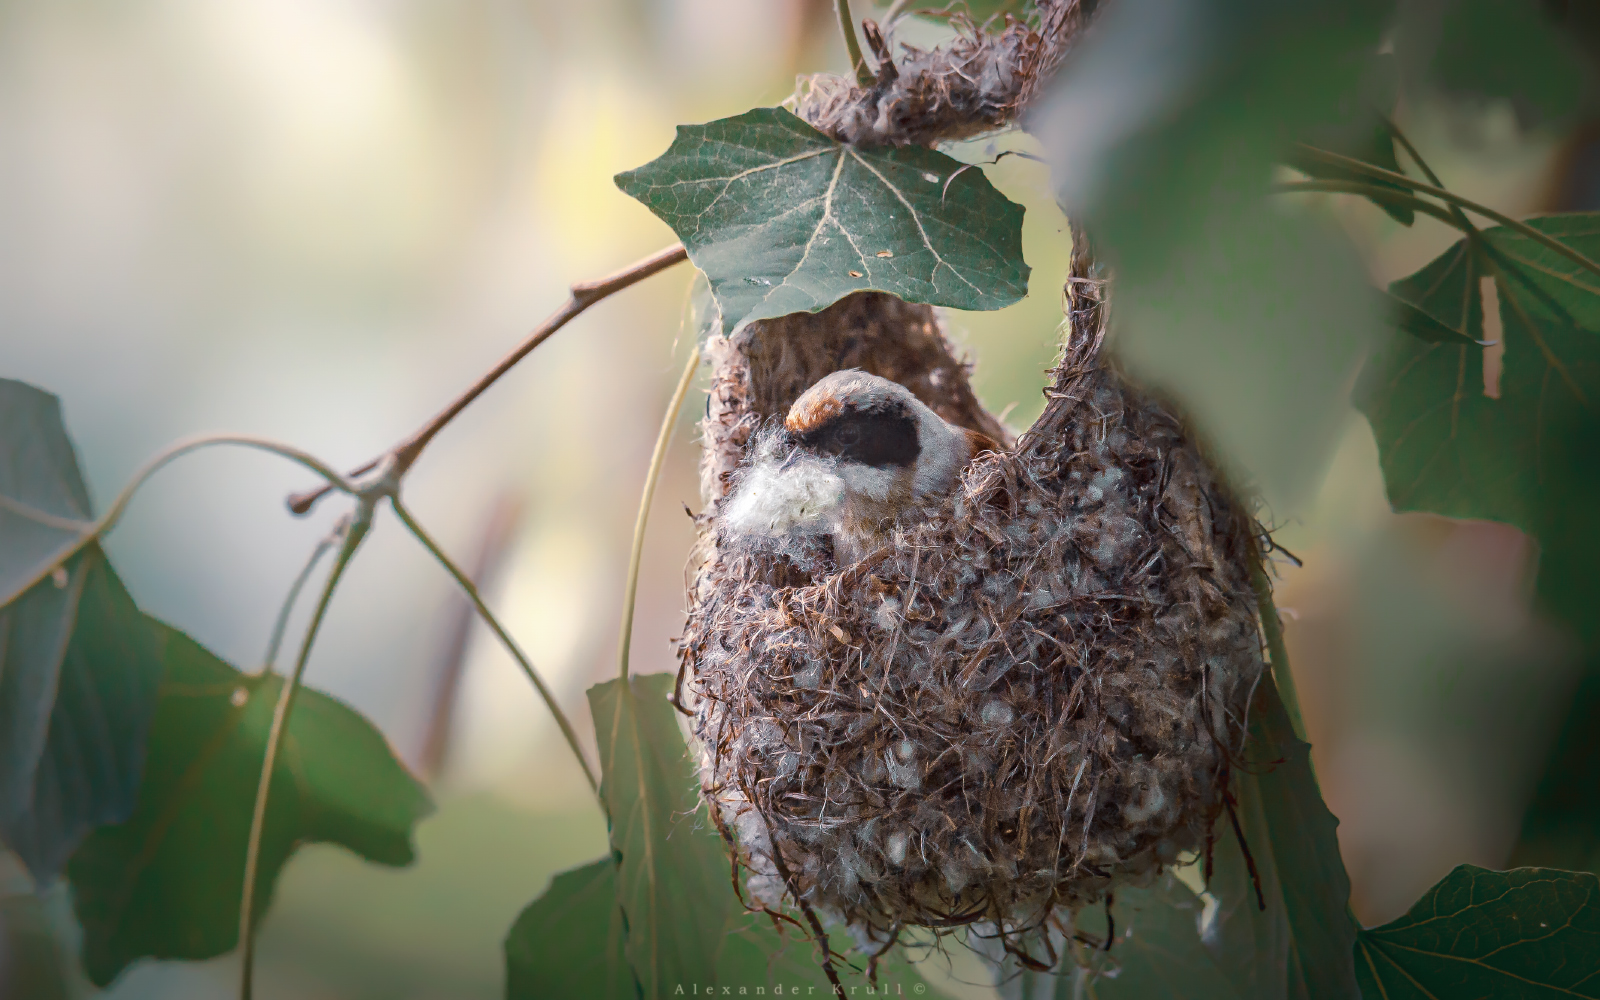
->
[0,434,352,612]
[390,497,600,797]
[617,343,702,681]
[239,505,371,1000]
[1293,144,1600,280]
[1270,181,1460,228]
[287,243,689,516]
[1248,555,1306,744]
[836,0,874,87]
[254,522,345,677]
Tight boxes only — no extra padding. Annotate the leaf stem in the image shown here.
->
[1382,118,1480,240]
[287,243,689,516]
[255,522,344,677]
[836,0,874,87]
[1249,552,1307,744]
[389,498,600,798]
[1293,144,1600,280]
[0,434,352,612]
[618,344,702,682]
[1270,180,1460,228]
[238,504,371,1000]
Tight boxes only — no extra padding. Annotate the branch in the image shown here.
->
[1270,180,1461,228]
[239,505,372,1000]
[389,497,600,798]
[254,521,344,676]
[287,243,690,516]
[0,434,351,613]
[617,343,702,680]
[1292,144,1600,281]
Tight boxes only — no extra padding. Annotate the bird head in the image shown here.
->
[720,370,994,563]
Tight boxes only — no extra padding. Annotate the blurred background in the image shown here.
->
[0,0,1591,996]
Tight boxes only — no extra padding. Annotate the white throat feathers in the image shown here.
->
[720,370,993,565]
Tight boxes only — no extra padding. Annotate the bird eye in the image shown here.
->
[833,422,861,445]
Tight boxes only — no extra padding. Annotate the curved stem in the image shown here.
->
[618,343,702,681]
[238,506,371,1000]
[0,434,351,612]
[254,524,344,677]
[1249,554,1306,744]
[836,0,874,87]
[389,498,600,798]
[1294,144,1600,280]
[1271,180,1461,229]
[288,243,689,516]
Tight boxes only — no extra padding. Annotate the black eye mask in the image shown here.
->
[799,408,921,469]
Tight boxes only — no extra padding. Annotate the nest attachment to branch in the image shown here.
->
[677,253,1266,961]
[795,0,1090,148]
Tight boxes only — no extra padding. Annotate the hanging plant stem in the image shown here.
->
[836,0,875,87]
[618,343,702,681]
[390,498,600,798]
[238,505,372,1000]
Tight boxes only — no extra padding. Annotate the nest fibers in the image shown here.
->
[794,0,1091,147]
[675,259,1268,962]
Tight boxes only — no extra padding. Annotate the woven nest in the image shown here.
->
[795,0,1090,147]
[675,255,1266,961]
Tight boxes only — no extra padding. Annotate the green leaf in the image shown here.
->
[588,673,735,998]
[1246,674,1359,1000]
[505,855,636,1000]
[1359,218,1600,871]
[1385,290,1478,345]
[0,379,164,882]
[614,107,1029,333]
[1071,873,1246,999]
[66,621,432,987]
[1288,118,1414,226]
[1354,865,1600,998]
[1354,215,1600,631]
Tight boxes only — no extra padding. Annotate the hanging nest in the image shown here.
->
[675,249,1267,961]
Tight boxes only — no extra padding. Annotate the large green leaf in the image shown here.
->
[614,108,1029,333]
[588,674,736,998]
[66,621,432,986]
[1353,216,1600,870]
[1354,216,1600,558]
[1249,675,1360,999]
[505,855,635,1000]
[0,379,164,881]
[1354,865,1600,997]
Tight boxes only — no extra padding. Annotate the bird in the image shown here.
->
[720,370,998,565]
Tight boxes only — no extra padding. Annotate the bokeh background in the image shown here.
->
[0,1,1590,997]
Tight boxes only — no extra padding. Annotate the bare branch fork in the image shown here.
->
[286,242,689,516]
